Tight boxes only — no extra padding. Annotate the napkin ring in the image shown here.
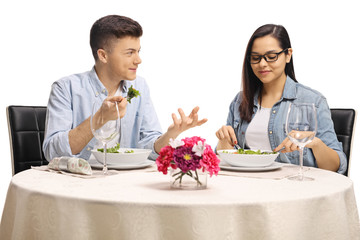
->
[58,157,69,171]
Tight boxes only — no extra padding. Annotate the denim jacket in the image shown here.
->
[226,76,347,174]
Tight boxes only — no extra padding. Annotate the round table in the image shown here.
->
[0,167,359,240]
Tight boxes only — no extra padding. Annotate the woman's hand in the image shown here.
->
[167,106,207,135]
[274,136,340,172]
[274,131,316,153]
[274,137,298,153]
[215,125,237,150]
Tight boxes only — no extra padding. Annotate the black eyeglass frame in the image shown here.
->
[248,48,289,64]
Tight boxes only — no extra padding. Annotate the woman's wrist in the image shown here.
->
[216,140,233,152]
[306,137,321,150]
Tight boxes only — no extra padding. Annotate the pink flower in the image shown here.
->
[173,146,201,172]
[156,145,174,174]
[200,144,220,177]
[156,136,220,178]
[182,136,205,148]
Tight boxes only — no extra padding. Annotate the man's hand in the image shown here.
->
[154,106,207,153]
[101,96,128,121]
[92,96,127,131]
[167,106,207,134]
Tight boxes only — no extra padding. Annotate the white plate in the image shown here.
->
[217,149,279,167]
[91,148,152,165]
[88,157,155,170]
[219,161,282,172]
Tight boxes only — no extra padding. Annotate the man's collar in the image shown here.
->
[89,67,106,97]
[90,67,130,97]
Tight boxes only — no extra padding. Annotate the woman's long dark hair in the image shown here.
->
[240,24,297,122]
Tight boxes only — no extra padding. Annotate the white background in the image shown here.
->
[0,0,359,219]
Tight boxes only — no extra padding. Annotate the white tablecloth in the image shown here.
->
[1,166,359,240]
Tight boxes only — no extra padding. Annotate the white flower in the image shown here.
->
[192,141,205,157]
[169,138,185,149]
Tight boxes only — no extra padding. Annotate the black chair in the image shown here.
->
[330,108,356,176]
[7,105,48,175]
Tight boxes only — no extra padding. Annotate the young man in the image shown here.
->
[43,15,207,161]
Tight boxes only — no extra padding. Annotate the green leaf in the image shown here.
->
[127,85,140,103]
[236,149,275,155]
[97,143,120,153]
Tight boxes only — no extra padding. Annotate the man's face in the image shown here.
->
[104,36,142,81]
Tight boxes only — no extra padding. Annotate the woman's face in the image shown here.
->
[250,35,292,86]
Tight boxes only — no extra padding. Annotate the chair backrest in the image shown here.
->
[330,108,356,176]
[7,105,48,175]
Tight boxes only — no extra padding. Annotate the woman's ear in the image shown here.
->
[286,48,293,63]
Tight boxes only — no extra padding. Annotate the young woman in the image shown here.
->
[216,24,347,174]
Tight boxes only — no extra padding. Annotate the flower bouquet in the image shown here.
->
[156,136,220,189]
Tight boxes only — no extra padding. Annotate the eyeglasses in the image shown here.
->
[248,48,288,64]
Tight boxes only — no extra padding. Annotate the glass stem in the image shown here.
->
[298,146,304,180]
[103,143,108,174]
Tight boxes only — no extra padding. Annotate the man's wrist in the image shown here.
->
[166,128,182,139]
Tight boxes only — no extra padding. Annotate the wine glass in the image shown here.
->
[285,102,317,181]
[90,99,120,175]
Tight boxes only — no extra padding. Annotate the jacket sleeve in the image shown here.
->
[315,97,347,174]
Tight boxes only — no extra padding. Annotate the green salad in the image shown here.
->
[223,149,276,155]
[97,143,134,153]
[127,85,140,103]
[97,143,120,153]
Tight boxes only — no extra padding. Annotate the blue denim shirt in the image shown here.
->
[226,76,347,174]
[43,68,162,161]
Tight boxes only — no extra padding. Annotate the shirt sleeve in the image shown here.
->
[136,80,162,160]
[43,81,76,161]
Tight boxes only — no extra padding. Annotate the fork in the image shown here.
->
[233,141,243,150]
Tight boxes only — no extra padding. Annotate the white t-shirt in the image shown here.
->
[245,107,272,151]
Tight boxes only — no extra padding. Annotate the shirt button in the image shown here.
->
[102,89,106,93]
[87,147,91,151]
[272,110,276,114]
[269,131,273,134]
[95,92,99,96]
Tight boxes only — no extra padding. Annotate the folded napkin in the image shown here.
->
[48,157,92,175]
